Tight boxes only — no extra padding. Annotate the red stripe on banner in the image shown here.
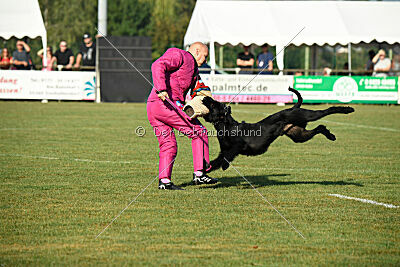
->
[213,95,293,103]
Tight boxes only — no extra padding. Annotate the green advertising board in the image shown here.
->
[293,76,399,104]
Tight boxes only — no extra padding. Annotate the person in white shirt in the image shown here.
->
[372,49,391,77]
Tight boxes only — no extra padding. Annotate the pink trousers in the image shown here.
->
[147,99,210,179]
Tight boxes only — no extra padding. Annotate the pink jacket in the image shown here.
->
[148,48,198,103]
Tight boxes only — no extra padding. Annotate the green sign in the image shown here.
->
[293,76,399,104]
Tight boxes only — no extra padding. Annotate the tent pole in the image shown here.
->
[219,46,223,68]
[209,41,216,74]
[305,46,309,76]
[332,45,336,69]
[276,44,285,75]
[98,0,107,36]
[311,45,317,75]
[95,35,101,103]
[42,35,47,68]
[348,43,352,76]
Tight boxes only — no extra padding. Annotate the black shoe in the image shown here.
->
[158,180,184,190]
[193,173,218,185]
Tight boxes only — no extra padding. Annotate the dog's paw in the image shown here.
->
[318,125,336,141]
[327,132,336,141]
[210,159,218,166]
[209,159,221,172]
[221,161,230,171]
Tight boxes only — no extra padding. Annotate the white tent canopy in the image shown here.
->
[0,0,47,66]
[184,0,400,71]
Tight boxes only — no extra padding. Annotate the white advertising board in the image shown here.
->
[0,70,96,100]
[199,74,294,103]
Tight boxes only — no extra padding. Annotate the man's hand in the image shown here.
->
[268,60,273,71]
[17,40,31,53]
[13,60,26,66]
[157,91,169,101]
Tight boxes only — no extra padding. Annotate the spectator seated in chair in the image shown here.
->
[37,47,53,71]
[236,45,254,74]
[74,33,96,71]
[0,48,12,70]
[256,44,274,74]
[12,40,31,70]
[53,41,74,71]
[373,49,391,77]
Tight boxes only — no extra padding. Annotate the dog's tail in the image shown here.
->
[289,87,302,108]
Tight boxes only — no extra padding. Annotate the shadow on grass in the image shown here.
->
[179,173,363,189]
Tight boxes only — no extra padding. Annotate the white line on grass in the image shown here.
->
[234,110,399,133]
[328,194,399,208]
[3,153,397,175]
[0,128,49,131]
[0,153,61,160]
[0,127,108,131]
[73,158,133,164]
[0,153,135,164]
[224,158,306,239]
[237,165,397,175]
[320,120,400,133]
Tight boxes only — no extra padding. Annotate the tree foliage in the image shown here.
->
[3,0,385,70]
[107,0,195,59]
[107,0,152,37]
[39,0,97,51]
[38,0,196,60]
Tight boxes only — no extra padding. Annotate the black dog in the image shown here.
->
[202,88,354,172]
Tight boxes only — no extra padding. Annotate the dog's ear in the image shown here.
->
[202,96,213,108]
[202,97,219,123]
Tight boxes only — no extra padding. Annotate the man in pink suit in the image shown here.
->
[147,42,218,190]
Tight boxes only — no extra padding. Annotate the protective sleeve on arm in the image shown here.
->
[151,48,184,92]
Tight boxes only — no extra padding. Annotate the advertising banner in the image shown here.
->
[293,76,398,104]
[0,70,96,100]
[200,74,294,103]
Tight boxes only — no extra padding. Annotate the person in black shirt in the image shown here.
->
[52,41,74,70]
[74,33,96,70]
[236,45,254,74]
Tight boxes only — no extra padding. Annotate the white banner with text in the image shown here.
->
[199,74,294,103]
[0,70,96,100]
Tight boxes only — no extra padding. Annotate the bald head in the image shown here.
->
[59,41,68,52]
[188,42,209,66]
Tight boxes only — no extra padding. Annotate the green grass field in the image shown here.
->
[0,101,399,266]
